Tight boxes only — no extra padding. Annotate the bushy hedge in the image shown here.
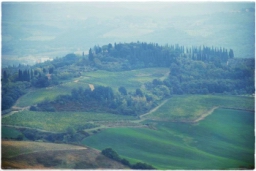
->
[101,148,155,169]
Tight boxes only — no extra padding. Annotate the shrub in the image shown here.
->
[121,158,130,167]
[131,162,155,170]
[30,106,38,111]
[101,148,121,162]
[101,148,155,169]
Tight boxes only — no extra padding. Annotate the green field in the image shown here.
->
[80,68,169,91]
[82,108,255,169]
[2,111,137,132]
[15,68,169,107]
[15,82,91,107]
[144,95,255,121]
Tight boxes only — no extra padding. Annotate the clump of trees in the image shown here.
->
[101,148,155,169]
[1,81,30,110]
[4,126,90,144]
[33,85,161,116]
[164,59,254,95]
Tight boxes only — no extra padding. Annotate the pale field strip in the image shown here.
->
[2,124,61,134]
[2,140,87,158]
[193,106,219,123]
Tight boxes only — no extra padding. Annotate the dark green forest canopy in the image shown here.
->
[90,42,235,69]
[1,42,255,112]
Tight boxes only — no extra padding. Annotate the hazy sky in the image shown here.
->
[1,1,255,66]
[2,1,254,21]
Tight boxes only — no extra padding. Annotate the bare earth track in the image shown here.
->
[193,106,219,123]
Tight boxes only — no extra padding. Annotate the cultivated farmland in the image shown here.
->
[144,95,255,122]
[2,111,137,132]
[83,108,254,169]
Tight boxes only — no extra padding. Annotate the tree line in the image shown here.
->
[89,42,234,68]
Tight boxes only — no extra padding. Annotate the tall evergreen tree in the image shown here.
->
[3,70,8,82]
[31,69,34,79]
[18,69,23,81]
[88,48,94,61]
[229,49,234,58]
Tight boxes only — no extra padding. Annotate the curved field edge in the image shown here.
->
[82,109,254,169]
[144,95,254,122]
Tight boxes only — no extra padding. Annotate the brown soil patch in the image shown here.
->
[89,84,94,91]
[2,144,127,169]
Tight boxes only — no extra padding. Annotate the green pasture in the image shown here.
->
[16,80,94,107]
[2,111,137,132]
[83,108,255,169]
[145,95,255,121]
[16,87,70,107]
[78,68,169,91]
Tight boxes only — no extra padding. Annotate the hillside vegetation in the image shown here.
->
[2,140,127,169]
[2,42,254,116]
[1,41,255,169]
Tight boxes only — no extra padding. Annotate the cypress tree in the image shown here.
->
[88,48,94,61]
[229,49,234,58]
[31,69,34,79]
[3,70,8,82]
[18,69,22,81]
[27,70,30,82]
[22,70,27,81]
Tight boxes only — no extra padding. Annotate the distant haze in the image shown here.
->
[2,2,255,66]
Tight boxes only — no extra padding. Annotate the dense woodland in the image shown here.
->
[2,42,255,115]
[90,42,234,68]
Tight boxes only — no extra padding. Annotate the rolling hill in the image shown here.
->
[2,140,127,169]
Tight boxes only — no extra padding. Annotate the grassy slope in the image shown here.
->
[2,140,127,169]
[82,68,169,91]
[2,111,137,132]
[15,82,89,107]
[82,108,254,169]
[15,67,169,107]
[144,95,254,121]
